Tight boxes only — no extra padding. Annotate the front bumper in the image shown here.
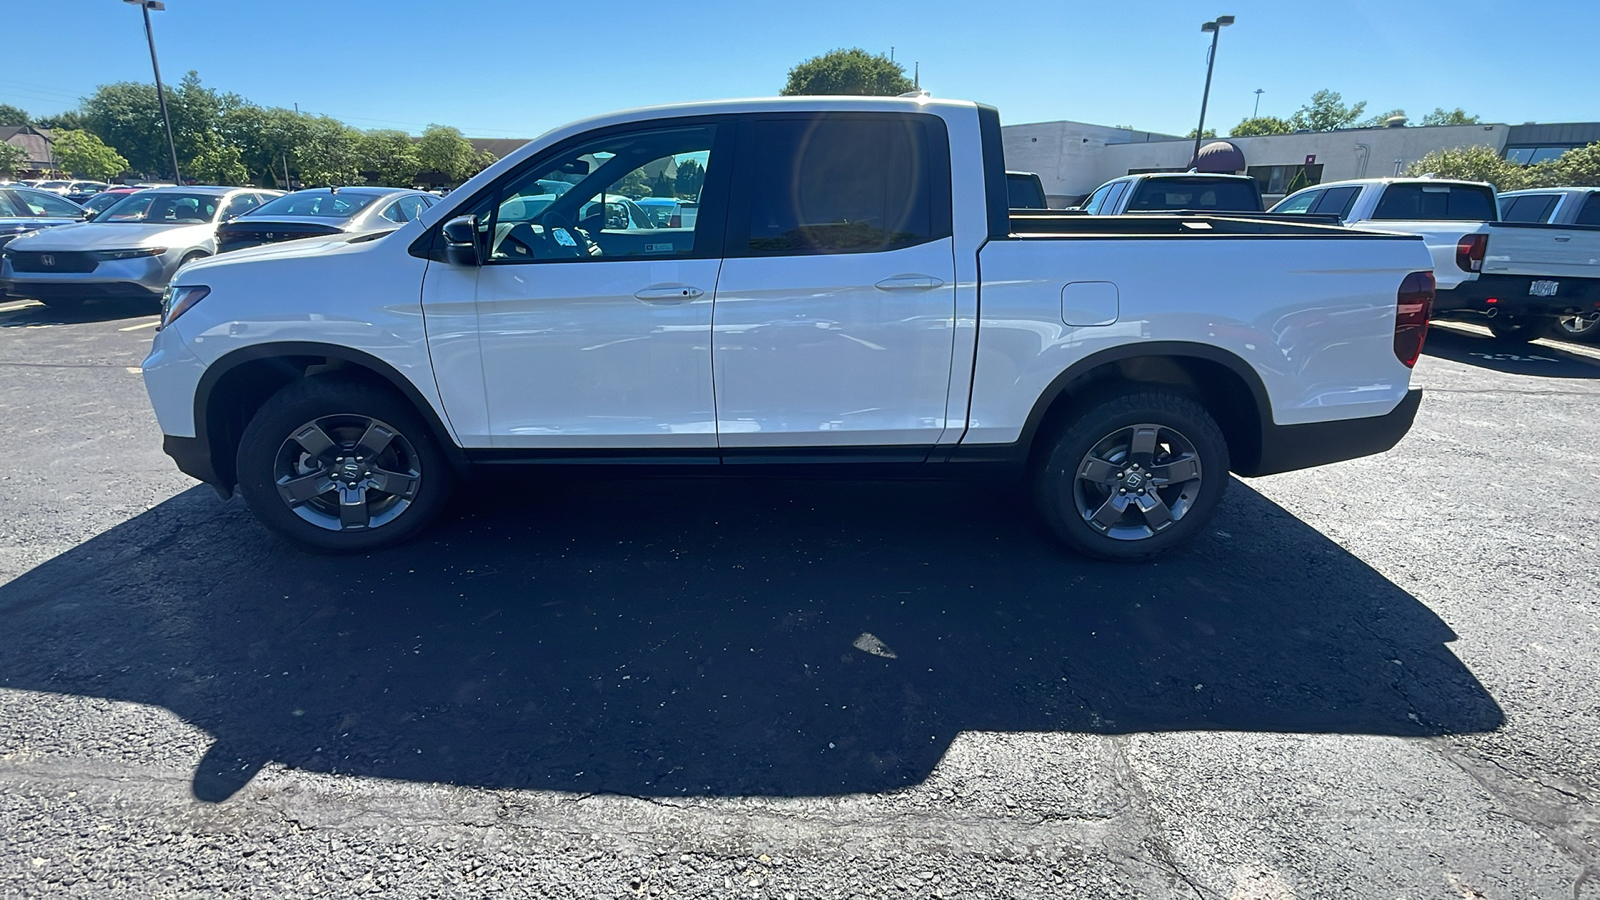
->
[0,254,179,301]
[1433,275,1600,321]
[1241,389,1423,477]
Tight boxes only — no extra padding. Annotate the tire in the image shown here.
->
[235,377,452,552]
[1034,391,1229,561]
[1555,314,1600,343]
[1487,317,1553,343]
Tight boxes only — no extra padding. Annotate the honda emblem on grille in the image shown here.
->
[40,254,54,267]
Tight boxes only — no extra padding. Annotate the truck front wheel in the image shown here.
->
[1034,391,1229,561]
[235,378,453,552]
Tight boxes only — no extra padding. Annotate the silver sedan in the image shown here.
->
[0,185,282,309]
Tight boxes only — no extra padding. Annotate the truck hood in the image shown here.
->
[5,220,215,252]
[181,224,416,277]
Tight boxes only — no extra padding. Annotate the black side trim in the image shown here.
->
[163,435,230,498]
[976,104,1010,241]
[1242,389,1422,477]
[465,444,934,471]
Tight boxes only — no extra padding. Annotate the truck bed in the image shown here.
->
[1008,212,1354,237]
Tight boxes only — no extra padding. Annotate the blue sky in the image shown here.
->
[6,0,1597,139]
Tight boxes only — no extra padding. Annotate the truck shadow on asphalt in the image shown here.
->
[0,476,1503,803]
[1424,324,1600,378]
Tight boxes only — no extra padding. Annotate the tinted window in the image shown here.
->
[220,193,262,220]
[1311,186,1361,219]
[1372,184,1496,221]
[1271,190,1321,214]
[99,191,223,223]
[1101,181,1129,213]
[1575,193,1600,227]
[1081,184,1114,214]
[253,191,381,219]
[1006,173,1046,209]
[740,115,945,255]
[6,188,82,217]
[1126,178,1260,212]
[397,195,429,221]
[1499,194,1560,223]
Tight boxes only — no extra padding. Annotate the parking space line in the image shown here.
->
[118,320,160,332]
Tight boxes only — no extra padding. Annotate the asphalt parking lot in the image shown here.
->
[0,298,1596,899]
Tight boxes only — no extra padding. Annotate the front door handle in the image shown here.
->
[875,274,945,292]
[634,285,705,302]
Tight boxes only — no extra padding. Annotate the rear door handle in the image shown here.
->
[874,274,945,291]
[634,285,705,302]
[1555,235,1572,242]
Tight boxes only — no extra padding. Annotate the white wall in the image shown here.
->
[1001,122,1180,207]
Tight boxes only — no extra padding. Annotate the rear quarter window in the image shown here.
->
[1126,178,1259,212]
[1576,193,1600,227]
[1499,194,1560,223]
[1372,184,1496,221]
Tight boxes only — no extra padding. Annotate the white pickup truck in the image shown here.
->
[1273,177,1600,341]
[1497,187,1600,340]
[143,97,1435,560]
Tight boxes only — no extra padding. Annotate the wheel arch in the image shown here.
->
[194,342,463,491]
[1018,341,1272,475]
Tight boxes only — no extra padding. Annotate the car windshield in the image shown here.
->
[36,181,71,190]
[250,191,382,219]
[636,201,678,226]
[98,191,224,224]
[1127,178,1260,212]
[83,193,124,213]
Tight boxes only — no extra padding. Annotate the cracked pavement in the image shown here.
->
[0,300,1596,898]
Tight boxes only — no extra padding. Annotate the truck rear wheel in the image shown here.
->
[1034,391,1229,561]
[1555,314,1600,343]
[235,378,452,552]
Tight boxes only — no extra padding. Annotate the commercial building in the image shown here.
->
[1002,118,1600,208]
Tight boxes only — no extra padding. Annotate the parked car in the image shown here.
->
[1078,173,1265,215]
[1007,171,1048,209]
[0,185,282,309]
[31,180,74,195]
[0,188,89,295]
[1496,187,1600,340]
[64,181,111,204]
[634,196,686,227]
[80,187,142,219]
[1272,178,1600,342]
[143,96,1434,558]
[217,187,436,253]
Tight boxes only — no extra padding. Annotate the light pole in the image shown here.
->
[1253,88,1264,118]
[1193,15,1235,165]
[124,0,182,185]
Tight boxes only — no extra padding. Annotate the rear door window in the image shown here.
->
[1271,189,1322,214]
[1372,183,1496,221]
[732,114,950,255]
[1500,194,1560,223]
[1101,181,1130,213]
[1080,184,1114,214]
[1311,186,1360,219]
[1575,193,1600,227]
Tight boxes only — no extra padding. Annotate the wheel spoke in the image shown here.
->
[367,467,419,498]
[354,422,397,458]
[1089,493,1130,529]
[337,484,369,529]
[1149,456,1200,485]
[1077,456,1121,485]
[277,471,335,505]
[1135,492,1174,531]
[1128,426,1159,466]
[291,422,337,458]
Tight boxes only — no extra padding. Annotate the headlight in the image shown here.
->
[160,284,210,329]
[94,247,166,261]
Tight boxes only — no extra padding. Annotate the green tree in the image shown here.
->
[781,48,914,96]
[417,124,475,184]
[1229,115,1294,137]
[609,168,652,199]
[51,130,129,180]
[0,142,27,177]
[1543,142,1600,187]
[0,104,32,126]
[1291,90,1367,132]
[674,158,705,199]
[294,115,364,186]
[1358,108,1407,128]
[82,80,175,177]
[35,111,87,132]
[188,136,249,185]
[1185,127,1217,140]
[468,148,498,179]
[358,129,421,186]
[1406,144,1533,192]
[1420,107,1481,126]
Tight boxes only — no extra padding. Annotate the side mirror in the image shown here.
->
[82,210,99,221]
[441,214,481,266]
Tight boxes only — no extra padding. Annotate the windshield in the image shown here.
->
[250,191,382,219]
[99,191,224,224]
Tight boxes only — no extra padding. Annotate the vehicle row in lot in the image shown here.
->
[0,185,90,251]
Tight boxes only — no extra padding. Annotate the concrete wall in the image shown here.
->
[1000,122,1180,207]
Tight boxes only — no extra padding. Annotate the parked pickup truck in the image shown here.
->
[1076,173,1266,215]
[1272,178,1600,342]
[1497,187,1600,341]
[143,97,1435,560]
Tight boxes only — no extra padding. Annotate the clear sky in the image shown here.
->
[6,0,1597,139]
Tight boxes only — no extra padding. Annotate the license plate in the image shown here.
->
[1530,280,1559,297]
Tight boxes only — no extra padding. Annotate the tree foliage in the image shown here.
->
[417,124,476,184]
[52,130,129,180]
[188,136,249,185]
[0,142,27,177]
[781,48,914,97]
[293,116,364,186]
[1229,116,1294,137]
[1358,108,1407,128]
[1291,90,1367,132]
[359,129,421,187]
[1406,144,1538,192]
[35,111,87,132]
[1421,107,1480,126]
[1185,127,1217,140]
[0,104,31,127]
[675,158,706,199]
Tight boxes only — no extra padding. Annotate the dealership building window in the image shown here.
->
[1503,146,1577,165]
[1247,164,1323,196]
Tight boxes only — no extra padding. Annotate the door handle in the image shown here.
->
[874,274,945,291]
[634,285,705,301]
[1555,235,1572,242]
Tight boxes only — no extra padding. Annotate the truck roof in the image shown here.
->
[1311,177,1494,191]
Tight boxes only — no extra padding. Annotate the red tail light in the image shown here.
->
[1394,271,1435,368]
[1455,233,1487,272]
[667,213,681,228]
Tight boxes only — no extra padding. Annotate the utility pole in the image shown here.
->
[1253,88,1264,118]
[1193,15,1235,165]
[914,62,919,91]
[125,1,182,184]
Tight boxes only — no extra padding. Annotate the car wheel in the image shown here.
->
[1486,317,1553,343]
[1555,314,1600,343]
[1034,391,1229,561]
[235,378,452,552]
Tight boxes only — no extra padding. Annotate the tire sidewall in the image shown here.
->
[236,378,451,552]
[1036,391,1230,561]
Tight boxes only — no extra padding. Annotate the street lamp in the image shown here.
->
[1253,88,1265,118]
[124,0,182,185]
[1192,15,1235,166]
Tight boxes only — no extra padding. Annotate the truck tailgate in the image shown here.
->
[1484,222,1600,280]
